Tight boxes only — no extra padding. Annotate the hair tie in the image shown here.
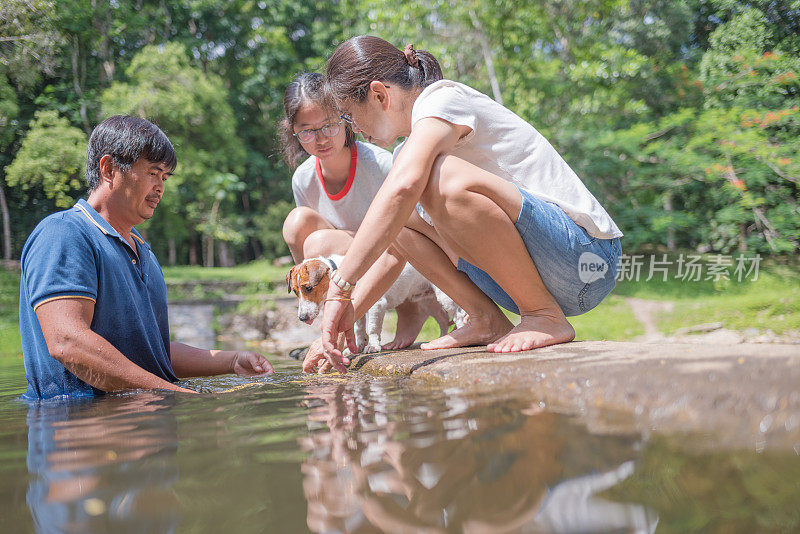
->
[403,44,419,68]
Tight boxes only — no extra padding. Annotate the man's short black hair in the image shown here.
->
[85,115,177,190]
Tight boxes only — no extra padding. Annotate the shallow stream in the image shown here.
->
[1,354,798,533]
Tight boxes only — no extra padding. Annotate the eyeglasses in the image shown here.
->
[338,84,389,130]
[293,122,342,144]
[339,110,355,127]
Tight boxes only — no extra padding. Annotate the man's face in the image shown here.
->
[118,158,172,224]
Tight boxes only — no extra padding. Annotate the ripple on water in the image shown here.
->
[0,358,797,533]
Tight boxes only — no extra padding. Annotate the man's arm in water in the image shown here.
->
[36,298,196,394]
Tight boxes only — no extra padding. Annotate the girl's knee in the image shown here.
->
[284,206,319,231]
[283,207,327,244]
[302,228,352,257]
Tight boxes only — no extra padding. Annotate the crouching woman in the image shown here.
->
[313,36,623,373]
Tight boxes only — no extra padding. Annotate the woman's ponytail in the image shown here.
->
[326,36,443,103]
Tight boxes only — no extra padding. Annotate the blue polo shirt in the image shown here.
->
[19,199,176,400]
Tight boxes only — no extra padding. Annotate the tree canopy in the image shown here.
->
[2,0,798,263]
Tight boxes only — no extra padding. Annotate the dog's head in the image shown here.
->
[286,258,334,324]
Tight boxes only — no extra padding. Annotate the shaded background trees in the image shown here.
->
[2,0,798,265]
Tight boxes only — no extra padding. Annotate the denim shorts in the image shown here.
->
[457,187,622,317]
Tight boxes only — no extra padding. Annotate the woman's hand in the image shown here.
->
[320,285,358,374]
[302,339,327,374]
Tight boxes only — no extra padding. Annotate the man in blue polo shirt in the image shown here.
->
[19,115,273,400]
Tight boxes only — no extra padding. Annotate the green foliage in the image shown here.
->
[4,110,87,207]
[0,0,61,90]
[0,72,19,149]
[253,200,294,260]
[1,0,799,263]
[101,43,248,261]
[605,435,800,532]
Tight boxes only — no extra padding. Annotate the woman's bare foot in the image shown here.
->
[383,299,429,350]
[486,310,575,353]
[421,310,512,350]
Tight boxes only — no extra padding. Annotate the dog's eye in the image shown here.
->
[303,285,313,293]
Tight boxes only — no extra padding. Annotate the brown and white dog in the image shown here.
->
[286,255,466,353]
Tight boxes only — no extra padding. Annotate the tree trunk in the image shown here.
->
[168,237,177,266]
[663,191,676,251]
[739,223,748,252]
[188,232,198,266]
[204,235,214,268]
[218,241,233,267]
[0,182,11,260]
[250,236,262,261]
[204,199,221,268]
[469,11,503,105]
[71,36,90,133]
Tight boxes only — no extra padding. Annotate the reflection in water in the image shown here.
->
[0,360,795,532]
[299,381,657,533]
[25,392,181,533]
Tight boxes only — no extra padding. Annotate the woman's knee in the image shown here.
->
[421,154,521,223]
[421,155,465,215]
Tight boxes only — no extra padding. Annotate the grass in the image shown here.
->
[161,259,287,284]
[162,259,288,300]
[392,258,800,343]
[571,295,645,341]
[383,293,645,344]
[0,267,22,359]
[2,257,798,359]
[656,269,800,335]
[611,259,800,337]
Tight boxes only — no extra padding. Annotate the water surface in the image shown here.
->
[0,356,798,533]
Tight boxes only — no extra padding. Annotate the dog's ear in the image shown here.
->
[286,268,292,293]
[307,262,328,288]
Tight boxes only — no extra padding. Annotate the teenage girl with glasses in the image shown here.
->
[307,37,623,374]
[280,72,433,351]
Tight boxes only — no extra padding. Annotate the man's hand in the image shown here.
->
[171,343,273,379]
[230,351,274,376]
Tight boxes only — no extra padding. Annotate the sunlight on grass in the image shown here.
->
[3,259,798,363]
[162,259,287,284]
[571,295,645,341]
[656,270,800,335]
[382,294,644,344]
[0,268,22,358]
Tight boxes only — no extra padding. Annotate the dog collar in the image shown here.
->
[322,257,337,272]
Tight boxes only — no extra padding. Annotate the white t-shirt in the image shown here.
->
[292,141,393,232]
[401,80,622,239]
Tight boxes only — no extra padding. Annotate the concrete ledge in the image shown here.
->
[350,341,800,447]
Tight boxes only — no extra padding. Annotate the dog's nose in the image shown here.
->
[298,312,309,322]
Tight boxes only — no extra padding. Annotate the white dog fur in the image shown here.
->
[291,254,467,353]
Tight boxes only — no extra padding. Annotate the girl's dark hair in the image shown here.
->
[326,36,443,103]
[86,115,176,190]
[279,72,356,169]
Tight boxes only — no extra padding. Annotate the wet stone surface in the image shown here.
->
[350,341,800,449]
